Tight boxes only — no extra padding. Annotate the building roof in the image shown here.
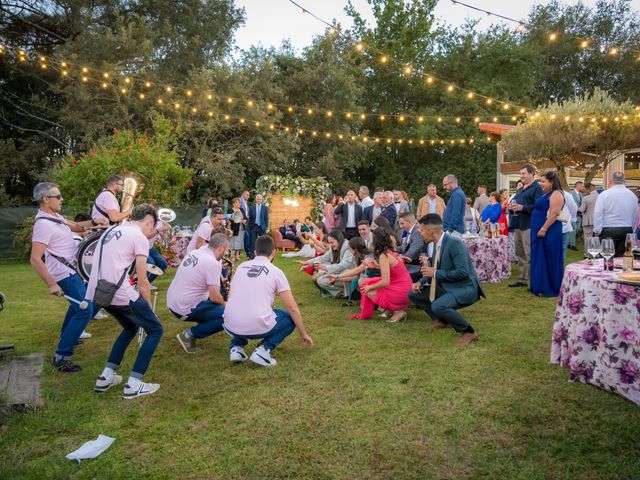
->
[478,123,515,139]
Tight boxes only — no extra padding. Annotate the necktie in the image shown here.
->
[429,244,440,302]
[256,206,261,227]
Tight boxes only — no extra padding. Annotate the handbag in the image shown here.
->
[93,226,128,308]
[547,209,570,224]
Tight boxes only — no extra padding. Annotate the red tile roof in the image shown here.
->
[478,123,515,138]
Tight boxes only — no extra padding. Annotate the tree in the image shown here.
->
[500,89,640,189]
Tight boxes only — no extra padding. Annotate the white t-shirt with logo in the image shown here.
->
[166,246,221,316]
[223,256,291,335]
[31,210,78,282]
[85,224,149,306]
[91,190,120,223]
[186,218,212,254]
[148,220,165,248]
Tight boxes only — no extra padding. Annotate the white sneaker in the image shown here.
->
[94,374,123,393]
[122,382,160,400]
[79,330,92,339]
[249,345,277,367]
[93,311,108,319]
[230,346,248,363]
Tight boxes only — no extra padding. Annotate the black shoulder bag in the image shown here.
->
[93,226,128,308]
[34,216,77,271]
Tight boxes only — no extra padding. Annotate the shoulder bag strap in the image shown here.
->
[97,226,128,288]
[34,217,77,270]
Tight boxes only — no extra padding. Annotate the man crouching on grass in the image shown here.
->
[223,235,313,367]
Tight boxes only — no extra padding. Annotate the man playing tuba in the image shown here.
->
[91,174,133,225]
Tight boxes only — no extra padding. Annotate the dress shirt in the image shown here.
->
[372,207,382,218]
[346,203,356,228]
[427,232,446,259]
[427,196,437,213]
[255,205,262,227]
[593,185,638,234]
[360,196,374,209]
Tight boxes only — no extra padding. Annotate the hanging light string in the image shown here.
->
[286,0,531,111]
[450,0,640,59]
[0,44,527,125]
[2,51,488,148]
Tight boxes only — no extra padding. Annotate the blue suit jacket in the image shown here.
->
[248,204,269,231]
[379,204,397,228]
[398,226,425,263]
[443,187,466,234]
[420,234,485,306]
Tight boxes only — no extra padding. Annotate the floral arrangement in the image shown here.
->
[255,175,330,220]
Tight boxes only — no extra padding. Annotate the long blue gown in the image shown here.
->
[530,192,564,297]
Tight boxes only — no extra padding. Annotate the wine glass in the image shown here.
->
[601,238,615,270]
[587,236,601,265]
[464,219,472,236]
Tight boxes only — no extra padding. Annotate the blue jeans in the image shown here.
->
[243,229,251,258]
[567,220,578,248]
[171,300,224,339]
[147,247,168,282]
[562,232,570,265]
[56,274,93,359]
[348,277,361,301]
[226,309,295,351]
[105,296,164,379]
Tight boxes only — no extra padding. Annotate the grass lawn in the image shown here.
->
[1,249,639,479]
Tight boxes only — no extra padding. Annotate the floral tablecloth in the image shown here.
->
[171,235,192,265]
[462,235,511,283]
[551,260,640,405]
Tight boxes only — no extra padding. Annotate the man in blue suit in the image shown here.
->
[409,214,484,345]
[247,194,269,260]
[442,174,466,235]
[379,191,397,227]
[397,211,424,277]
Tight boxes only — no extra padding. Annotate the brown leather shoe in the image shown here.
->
[430,321,451,330]
[454,332,478,345]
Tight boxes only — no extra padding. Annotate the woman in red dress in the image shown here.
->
[349,229,413,322]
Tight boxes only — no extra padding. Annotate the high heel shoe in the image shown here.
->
[378,309,390,318]
[385,311,407,323]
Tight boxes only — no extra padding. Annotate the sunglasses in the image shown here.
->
[47,194,63,200]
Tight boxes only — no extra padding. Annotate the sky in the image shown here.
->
[233,0,640,53]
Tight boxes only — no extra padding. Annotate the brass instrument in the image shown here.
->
[221,252,234,300]
[120,177,138,212]
[157,208,177,248]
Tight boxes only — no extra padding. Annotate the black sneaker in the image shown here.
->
[508,281,528,288]
[176,332,198,353]
[51,357,82,373]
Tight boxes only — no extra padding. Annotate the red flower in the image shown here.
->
[119,149,124,155]
[113,128,120,135]
[89,152,95,158]
[71,159,78,165]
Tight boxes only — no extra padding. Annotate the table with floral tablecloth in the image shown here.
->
[461,234,511,283]
[551,260,640,405]
[170,235,192,266]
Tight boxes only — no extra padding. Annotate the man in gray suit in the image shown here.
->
[408,214,484,345]
[397,212,424,276]
[578,183,599,257]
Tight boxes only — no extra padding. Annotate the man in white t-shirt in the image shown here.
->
[30,182,106,373]
[186,207,226,254]
[85,204,164,400]
[167,233,229,353]
[223,235,313,367]
[91,174,132,225]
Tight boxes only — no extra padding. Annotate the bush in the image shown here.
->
[11,216,35,263]
[53,117,192,213]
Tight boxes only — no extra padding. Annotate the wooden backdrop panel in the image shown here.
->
[269,193,314,232]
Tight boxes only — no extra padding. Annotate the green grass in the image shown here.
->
[1,250,639,479]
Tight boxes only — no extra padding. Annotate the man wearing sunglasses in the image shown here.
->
[30,182,107,372]
[91,174,132,225]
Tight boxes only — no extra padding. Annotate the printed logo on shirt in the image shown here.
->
[182,254,199,268]
[243,264,270,278]
[103,229,122,243]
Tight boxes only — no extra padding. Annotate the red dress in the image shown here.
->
[498,203,509,236]
[352,253,413,319]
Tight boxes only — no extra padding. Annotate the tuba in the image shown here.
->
[120,177,138,212]
[157,208,177,248]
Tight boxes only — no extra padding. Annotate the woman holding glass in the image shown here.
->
[530,171,565,297]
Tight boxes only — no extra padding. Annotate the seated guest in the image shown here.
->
[167,233,229,353]
[223,235,313,367]
[408,214,483,345]
[357,220,373,249]
[326,237,370,306]
[279,218,303,249]
[397,212,424,275]
[303,230,356,298]
[300,216,315,234]
[480,192,503,224]
[349,229,413,322]
[187,207,226,254]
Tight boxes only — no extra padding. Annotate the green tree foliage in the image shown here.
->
[500,89,640,188]
[52,117,191,212]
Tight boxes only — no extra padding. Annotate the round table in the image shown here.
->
[171,235,193,265]
[461,234,511,283]
[551,260,640,405]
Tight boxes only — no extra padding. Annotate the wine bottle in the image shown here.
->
[623,233,634,272]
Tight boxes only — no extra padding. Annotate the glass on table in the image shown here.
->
[587,236,601,265]
[601,238,615,271]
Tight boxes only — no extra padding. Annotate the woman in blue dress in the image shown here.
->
[530,171,565,297]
